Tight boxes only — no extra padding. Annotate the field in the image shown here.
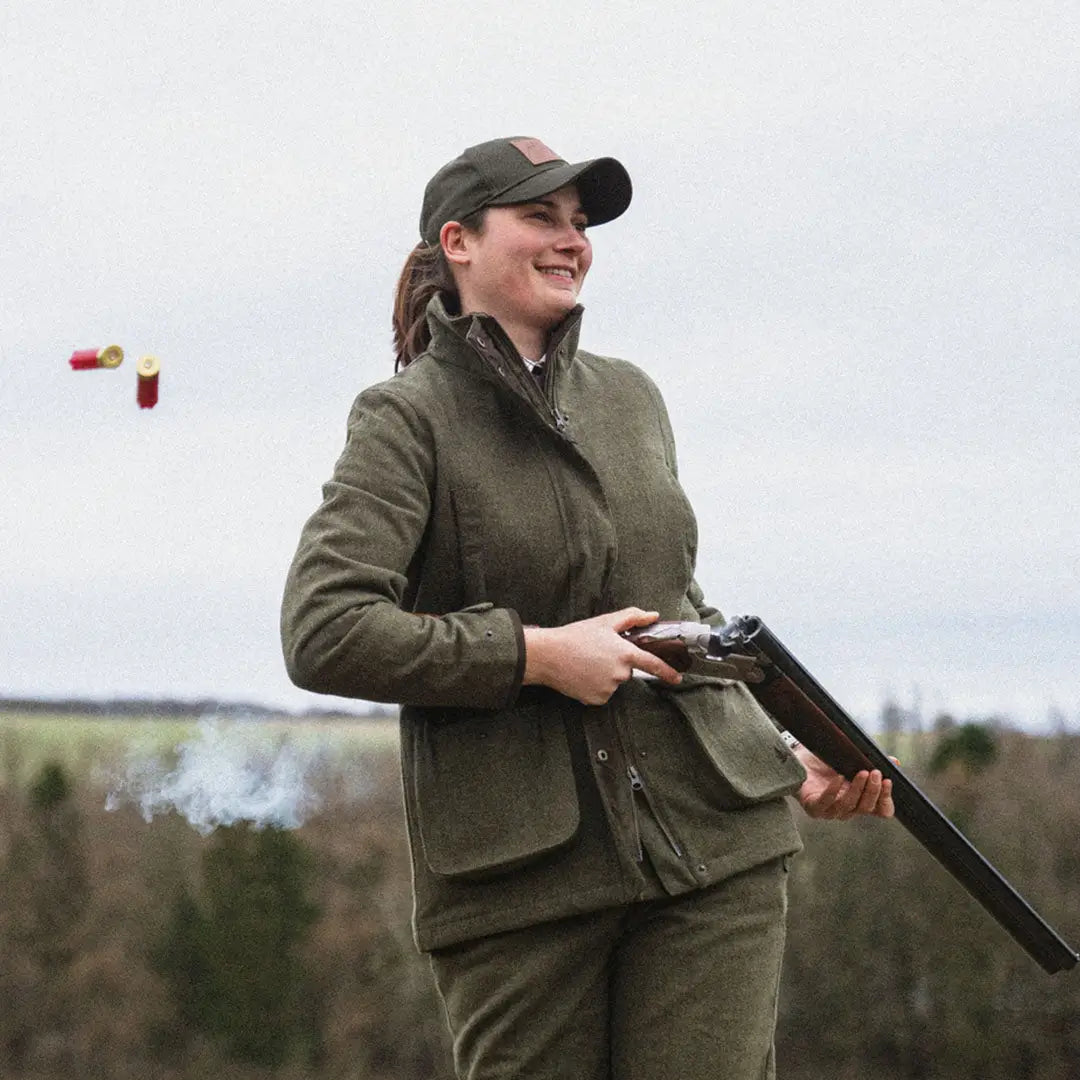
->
[0,708,399,781]
[2,705,1079,1080]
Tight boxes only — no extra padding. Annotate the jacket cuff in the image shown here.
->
[502,609,527,707]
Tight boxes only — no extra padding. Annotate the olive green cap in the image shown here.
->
[420,136,632,246]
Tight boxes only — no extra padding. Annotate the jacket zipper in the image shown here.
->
[626,764,644,863]
[541,325,572,434]
[534,358,568,433]
[611,701,685,863]
[626,763,685,858]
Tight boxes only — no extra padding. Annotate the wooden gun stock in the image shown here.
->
[631,615,1078,974]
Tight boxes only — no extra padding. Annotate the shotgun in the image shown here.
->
[626,615,1079,975]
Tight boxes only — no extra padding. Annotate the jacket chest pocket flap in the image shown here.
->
[410,702,581,880]
[661,680,806,802]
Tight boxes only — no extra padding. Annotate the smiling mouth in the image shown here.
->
[538,267,574,282]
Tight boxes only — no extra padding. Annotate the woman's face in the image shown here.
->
[445,184,592,350]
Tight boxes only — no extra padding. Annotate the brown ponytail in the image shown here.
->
[392,243,454,370]
[392,209,487,370]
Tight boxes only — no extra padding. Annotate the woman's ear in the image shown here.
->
[440,220,471,267]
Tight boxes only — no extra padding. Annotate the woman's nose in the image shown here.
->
[555,226,588,251]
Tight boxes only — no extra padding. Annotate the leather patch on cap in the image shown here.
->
[509,137,562,165]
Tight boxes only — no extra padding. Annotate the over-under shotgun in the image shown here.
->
[627,615,1078,975]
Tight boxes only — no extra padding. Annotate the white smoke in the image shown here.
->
[104,717,332,833]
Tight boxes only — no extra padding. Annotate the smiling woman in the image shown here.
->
[281,136,893,1080]
[392,137,628,372]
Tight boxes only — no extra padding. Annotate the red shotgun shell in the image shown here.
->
[136,355,160,408]
[69,344,124,369]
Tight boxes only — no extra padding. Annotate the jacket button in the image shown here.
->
[596,749,609,762]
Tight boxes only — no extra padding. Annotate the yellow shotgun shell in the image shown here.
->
[98,344,124,368]
[137,355,161,378]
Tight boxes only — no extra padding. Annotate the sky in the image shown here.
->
[2,1,1078,728]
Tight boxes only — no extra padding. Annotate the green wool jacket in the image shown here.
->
[281,295,805,951]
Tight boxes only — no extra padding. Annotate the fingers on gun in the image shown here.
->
[877,777,896,819]
[818,774,849,818]
[842,770,894,819]
[852,770,884,816]
[809,772,861,820]
[626,641,682,685]
[609,607,660,632]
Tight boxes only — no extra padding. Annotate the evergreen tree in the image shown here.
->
[0,761,90,1074]
[26,761,89,969]
[154,822,321,1068]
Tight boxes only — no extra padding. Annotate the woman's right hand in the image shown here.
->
[522,608,683,705]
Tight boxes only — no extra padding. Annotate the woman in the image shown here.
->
[281,136,893,1080]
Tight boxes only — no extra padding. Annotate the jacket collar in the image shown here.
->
[423,293,584,379]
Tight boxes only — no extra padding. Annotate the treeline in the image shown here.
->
[0,696,387,720]
[782,713,1080,1079]
[1,709,1078,1079]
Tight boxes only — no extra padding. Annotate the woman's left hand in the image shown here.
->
[793,745,895,820]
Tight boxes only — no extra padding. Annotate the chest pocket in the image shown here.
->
[657,680,806,803]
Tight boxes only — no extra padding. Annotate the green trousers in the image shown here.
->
[429,856,789,1080]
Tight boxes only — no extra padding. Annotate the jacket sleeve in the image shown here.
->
[280,385,526,708]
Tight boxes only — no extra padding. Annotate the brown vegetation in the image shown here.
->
[1,711,1078,1079]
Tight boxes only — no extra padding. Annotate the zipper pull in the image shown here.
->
[628,762,685,859]
[626,767,644,863]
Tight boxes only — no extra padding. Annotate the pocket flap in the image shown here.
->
[661,681,806,802]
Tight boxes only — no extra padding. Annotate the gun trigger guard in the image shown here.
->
[720,653,768,683]
[693,653,767,683]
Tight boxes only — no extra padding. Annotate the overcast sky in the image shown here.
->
[2,2,1077,728]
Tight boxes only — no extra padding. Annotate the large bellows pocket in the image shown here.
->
[407,696,581,880]
[658,679,806,802]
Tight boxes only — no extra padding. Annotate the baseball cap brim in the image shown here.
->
[486,156,632,228]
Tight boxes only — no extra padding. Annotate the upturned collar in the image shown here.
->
[423,293,585,379]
